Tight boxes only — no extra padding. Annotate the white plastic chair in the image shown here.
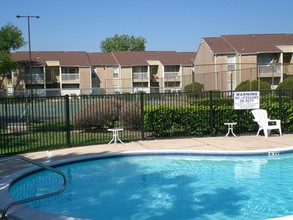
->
[251,109,282,138]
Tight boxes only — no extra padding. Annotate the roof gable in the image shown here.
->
[202,37,235,54]
[203,34,293,55]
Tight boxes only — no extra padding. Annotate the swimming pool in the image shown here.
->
[5,150,293,219]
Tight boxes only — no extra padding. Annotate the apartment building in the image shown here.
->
[194,34,293,91]
[9,51,91,96]
[5,51,195,96]
[89,51,196,94]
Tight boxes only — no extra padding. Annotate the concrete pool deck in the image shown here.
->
[1,134,293,179]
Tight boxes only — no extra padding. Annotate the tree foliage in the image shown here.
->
[0,23,25,52]
[99,34,146,52]
[0,23,25,78]
[0,51,15,75]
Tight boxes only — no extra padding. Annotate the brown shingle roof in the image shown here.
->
[88,52,118,65]
[111,51,196,66]
[203,37,235,54]
[11,51,91,67]
[204,34,293,55]
[11,50,196,67]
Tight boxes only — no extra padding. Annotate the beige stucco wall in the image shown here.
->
[95,66,115,92]
[195,40,262,91]
[194,41,219,90]
[238,55,258,84]
[181,66,193,88]
[79,67,91,89]
[121,67,132,93]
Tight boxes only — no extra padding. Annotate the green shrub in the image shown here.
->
[143,94,293,137]
[190,97,233,106]
[276,77,293,90]
[235,80,271,91]
[184,82,204,92]
[144,105,211,137]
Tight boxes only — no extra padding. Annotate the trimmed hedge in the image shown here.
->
[144,95,293,137]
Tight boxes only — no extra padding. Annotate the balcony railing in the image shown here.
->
[61,74,79,83]
[25,74,44,84]
[258,64,281,77]
[133,87,150,93]
[133,72,148,81]
[165,72,179,79]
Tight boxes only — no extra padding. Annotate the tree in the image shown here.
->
[0,23,25,52]
[100,34,146,52]
[0,23,25,79]
[0,51,15,75]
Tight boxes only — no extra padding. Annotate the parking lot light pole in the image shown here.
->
[16,15,40,96]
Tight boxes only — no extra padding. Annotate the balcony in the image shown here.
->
[164,72,180,81]
[133,72,148,82]
[61,74,80,83]
[258,64,281,78]
[25,74,44,84]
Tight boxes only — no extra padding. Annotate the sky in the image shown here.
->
[1,0,293,53]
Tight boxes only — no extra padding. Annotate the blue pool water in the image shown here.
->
[9,154,293,220]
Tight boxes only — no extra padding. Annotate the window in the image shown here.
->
[61,67,78,74]
[7,72,12,80]
[133,66,147,73]
[133,82,148,87]
[164,82,180,87]
[257,54,279,64]
[63,84,79,88]
[227,55,236,71]
[113,67,119,78]
[113,85,120,92]
[164,65,180,72]
[133,66,148,79]
[165,65,180,78]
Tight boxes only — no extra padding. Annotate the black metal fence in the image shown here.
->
[1,90,293,155]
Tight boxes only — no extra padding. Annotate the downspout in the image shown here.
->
[43,66,46,89]
[59,66,62,90]
[148,65,150,93]
[214,54,218,90]
[105,65,108,94]
[280,52,284,82]
[89,66,93,94]
[239,54,242,86]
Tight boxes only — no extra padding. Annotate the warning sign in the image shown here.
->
[234,91,260,110]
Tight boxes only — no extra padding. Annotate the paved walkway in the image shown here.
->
[1,134,293,179]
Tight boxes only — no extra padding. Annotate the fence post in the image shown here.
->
[65,95,71,147]
[278,89,283,123]
[140,92,145,140]
[209,91,214,136]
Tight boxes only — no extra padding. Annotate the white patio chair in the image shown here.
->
[251,109,282,138]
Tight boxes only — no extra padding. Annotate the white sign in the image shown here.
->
[234,91,260,110]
